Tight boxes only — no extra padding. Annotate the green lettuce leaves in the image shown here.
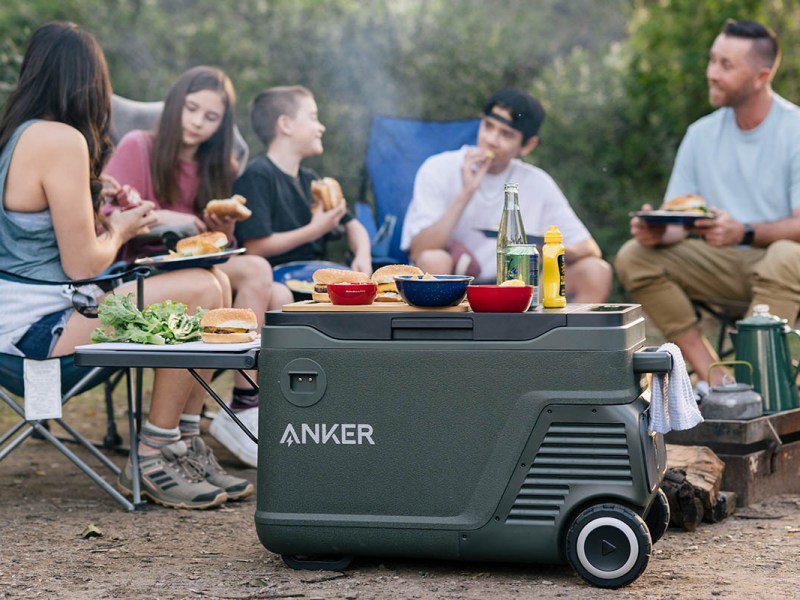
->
[91,293,206,345]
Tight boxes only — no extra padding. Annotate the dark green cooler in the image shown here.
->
[255,304,671,588]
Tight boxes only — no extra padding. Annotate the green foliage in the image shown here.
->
[533,0,800,268]
[0,0,628,204]
[3,0,800,279]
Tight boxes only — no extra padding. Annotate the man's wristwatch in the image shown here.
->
[741,223,755,246]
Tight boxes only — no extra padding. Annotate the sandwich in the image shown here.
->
[371,264,424,302]
[312,268,370,303]
[310,177,344,212]
[203,194,252,221]
[174,231,228,257]
[200,308,258,343]
[661,194,711,215]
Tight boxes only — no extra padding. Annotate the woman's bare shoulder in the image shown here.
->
[19,120,88,155]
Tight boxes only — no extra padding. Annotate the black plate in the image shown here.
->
[134,248,245,271]
[631,210,716,225]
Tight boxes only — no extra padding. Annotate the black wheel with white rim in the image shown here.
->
[644,488,670,544]
[566,503,652,588]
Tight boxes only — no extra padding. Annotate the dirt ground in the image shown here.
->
[2,390,800,600]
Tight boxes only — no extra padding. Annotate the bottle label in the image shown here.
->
[500,251,528,283]
[557,254,565,298]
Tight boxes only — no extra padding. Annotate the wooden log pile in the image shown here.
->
[663,444,737,531]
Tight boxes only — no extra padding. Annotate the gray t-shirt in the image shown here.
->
[0,120,73,356]
[665,94,800,222]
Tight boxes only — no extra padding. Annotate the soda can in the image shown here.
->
[518,243,540,308]
[498,244,540,308]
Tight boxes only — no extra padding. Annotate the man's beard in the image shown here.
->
[708,83,755,108]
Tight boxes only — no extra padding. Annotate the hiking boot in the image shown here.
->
[209,405,258,468]
[186,436,254,501]
[118,440,228,510]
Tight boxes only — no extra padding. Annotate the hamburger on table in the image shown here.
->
[201,308,258,343]
[371,264,423,302]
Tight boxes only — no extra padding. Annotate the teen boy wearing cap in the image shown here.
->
[400,88,611,301]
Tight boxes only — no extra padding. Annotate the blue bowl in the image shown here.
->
[394,274,473,307]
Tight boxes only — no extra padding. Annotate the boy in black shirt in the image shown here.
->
[213,87,372,466]
[234,85,372,277]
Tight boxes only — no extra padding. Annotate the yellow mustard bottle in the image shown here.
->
[542,225,566,308]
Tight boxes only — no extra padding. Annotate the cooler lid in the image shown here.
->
[264,303,641,342]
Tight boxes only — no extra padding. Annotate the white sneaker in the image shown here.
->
[209,406,258,468]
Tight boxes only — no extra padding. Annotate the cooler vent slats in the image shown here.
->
[505,422,631,525]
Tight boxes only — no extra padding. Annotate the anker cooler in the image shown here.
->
[254,304,672,588]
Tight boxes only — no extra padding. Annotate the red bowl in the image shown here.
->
[327,282,377,305]
[466,284,534,312]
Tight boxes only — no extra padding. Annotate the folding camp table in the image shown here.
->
[74,340,259,509]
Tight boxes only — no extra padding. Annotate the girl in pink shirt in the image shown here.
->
[105,67,275,465]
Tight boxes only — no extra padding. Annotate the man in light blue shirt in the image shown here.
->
[616,19,800,387]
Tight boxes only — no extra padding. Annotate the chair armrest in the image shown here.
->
[0,265,152,287]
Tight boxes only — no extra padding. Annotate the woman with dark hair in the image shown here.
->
[105,67,276,467]
[0,22,251,509]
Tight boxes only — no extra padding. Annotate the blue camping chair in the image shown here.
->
[357,116,480,265]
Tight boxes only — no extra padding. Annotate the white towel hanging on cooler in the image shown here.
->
[649,342,704,434]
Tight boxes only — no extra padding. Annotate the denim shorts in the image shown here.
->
[3,308,101,397]
[15,308,72,360]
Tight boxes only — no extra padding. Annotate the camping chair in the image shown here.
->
[356,116,480,265]
[111,94,249,174]
[0,266,151,511]
[692,298,750,358]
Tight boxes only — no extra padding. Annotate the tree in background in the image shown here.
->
[535,0,800,266]
[0,0,627,200]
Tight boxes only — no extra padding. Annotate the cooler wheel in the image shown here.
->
[644,488,670,544]
[565,503,651,588]
[282,555,354,571]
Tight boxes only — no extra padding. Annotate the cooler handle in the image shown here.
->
[391,317,474,330]
[390,317,474,341]
[633,347,672,373]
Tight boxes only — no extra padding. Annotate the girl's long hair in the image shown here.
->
[151,66,236,211]
[0,22,113,212]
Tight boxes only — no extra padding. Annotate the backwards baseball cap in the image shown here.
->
[482,88,545,143]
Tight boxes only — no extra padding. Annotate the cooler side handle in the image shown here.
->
[632,347,672,373]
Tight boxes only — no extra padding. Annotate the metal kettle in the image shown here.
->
[701,361,763,420]
[729,304,800,414]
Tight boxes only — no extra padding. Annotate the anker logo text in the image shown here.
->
[280,423,375,446]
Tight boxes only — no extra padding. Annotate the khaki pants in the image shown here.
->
[615,238,800,339]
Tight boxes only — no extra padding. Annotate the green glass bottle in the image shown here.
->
[496,183,527,284]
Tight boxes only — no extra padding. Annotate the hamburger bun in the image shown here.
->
[204,194,252,221]
[175,231,228,256]
[310,177,344,212]
[200,308,257,344]
[311,268,370,302]
[661,194,710,215]
[371,264,423,301]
